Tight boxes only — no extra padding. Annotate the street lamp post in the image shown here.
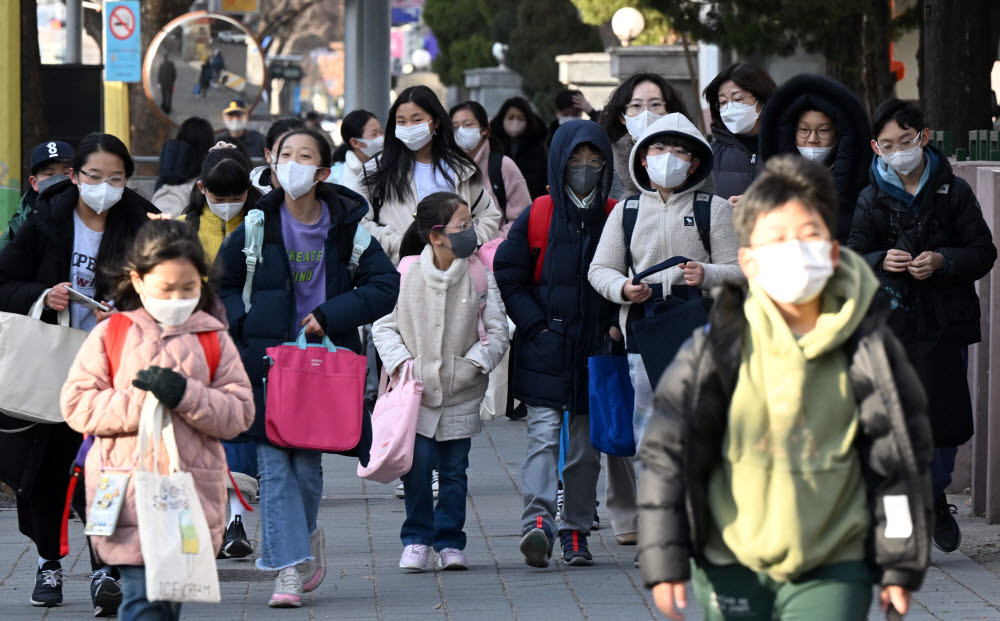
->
[612,7,645,47]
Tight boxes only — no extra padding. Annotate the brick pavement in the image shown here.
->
[0,418,998,619]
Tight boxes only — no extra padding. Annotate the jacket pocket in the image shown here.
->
[519,322,567,373]
[448,355,486,399]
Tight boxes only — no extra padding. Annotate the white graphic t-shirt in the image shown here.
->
[69,210,103,332]
[413,162,455,202]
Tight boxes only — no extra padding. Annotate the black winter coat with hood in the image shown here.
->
[708,123,760,200]
[759,74,872,243]
[493,120,619,415]
[637,284,934,592]
[215,183,400,441]
[0,179,158,492]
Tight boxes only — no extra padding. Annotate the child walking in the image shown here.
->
[638,156,933,621]
[61,219,255,621]
[372,192,509,571]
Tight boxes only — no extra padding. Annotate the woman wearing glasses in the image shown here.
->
[0,132,157,616]
[702,63,777,199]
[758,74,872,243]
[600,73,692,201]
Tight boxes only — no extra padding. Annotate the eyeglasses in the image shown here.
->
[567,160,605,171]
[625,100,667,117]
[716,94,758,111]
[433,218,479,233]
[79,171,127,187]
[796,126,835,141]
[876,133,922,154]
[647,143,691,157]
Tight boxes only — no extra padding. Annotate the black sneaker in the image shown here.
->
[560,530,594,566]
[30,561,63,607]
[933,492,962,553]
[520,519,554,568]
[592,501,601,531]
[90,571,122,617]
[221,515,254,559]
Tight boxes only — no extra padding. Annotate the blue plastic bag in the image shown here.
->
[588,355,636,457]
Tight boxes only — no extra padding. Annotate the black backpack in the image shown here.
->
[487,151,507,212]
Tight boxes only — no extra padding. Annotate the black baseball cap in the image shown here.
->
[30,141,74,175]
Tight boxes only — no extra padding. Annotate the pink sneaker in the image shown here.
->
[267,567,302,608]
[437,548,468,570]
[399,544,430,571]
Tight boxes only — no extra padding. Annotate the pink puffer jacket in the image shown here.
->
[61,309,254,567]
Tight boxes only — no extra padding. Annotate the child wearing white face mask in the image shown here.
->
[639,155,933,621]
[61,219,254,621]
[359,85,502,265]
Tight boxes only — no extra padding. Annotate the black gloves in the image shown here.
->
[132,366,187,410]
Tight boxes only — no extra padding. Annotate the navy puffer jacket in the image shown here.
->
[708,123,760,199]
[493,120,618,415]
[216,182,400,441]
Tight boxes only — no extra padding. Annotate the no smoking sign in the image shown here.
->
[104,1,140,82]
[109,5,135,40]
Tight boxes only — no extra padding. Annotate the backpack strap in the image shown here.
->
[488,151,507,213]
[242,209,266,313]
[397,255,420,278]
[105,313,133,386]
[693,191,713,259]
[527,196,555,284]
[467,254,490,346]
[348,224,371,279]
[604,198,617,216]
[621,194,642,276]
[361,157,383,223]
[196,332,222,382]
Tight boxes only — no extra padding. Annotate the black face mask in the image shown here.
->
[36,174,69,194]
[446,227,478,258]
[565,164,602,197]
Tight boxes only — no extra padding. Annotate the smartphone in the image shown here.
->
[63,285,110,312]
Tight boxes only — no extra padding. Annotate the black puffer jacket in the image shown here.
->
[708,123,759,199]
[760,74,872,243]
[637,284,934,591]
[493,120,618,415]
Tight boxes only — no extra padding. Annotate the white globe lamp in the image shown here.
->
[612,7,645,47]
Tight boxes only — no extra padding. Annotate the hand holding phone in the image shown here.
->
[63,285,110,312]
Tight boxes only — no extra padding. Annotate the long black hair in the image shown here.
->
[449,100,496,152]
[108,219,215,313]
[184,148,259,229]
[367,86,479,206]
[176,117,215,173]
[399,192,467,259]
[73,132,135,178]
[333,109,378,163]
[489,97,547,154]
[600,73,690,143]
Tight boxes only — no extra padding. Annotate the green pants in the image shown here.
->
[691,560,872,621]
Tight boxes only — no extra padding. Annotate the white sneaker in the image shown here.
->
[437,548,468,570]
[268,567,302,608]
[432,470,439,500]
[395,482,405,499]
[296,528,326,593]
[399,544,431,571]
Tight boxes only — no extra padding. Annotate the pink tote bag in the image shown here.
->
[265,329,367,452]
[357,360,423,484]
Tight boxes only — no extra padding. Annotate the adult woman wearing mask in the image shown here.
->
[490,97,549,200]
[599,72,691,201]
[703,63,777,199]
[0,132,157,616]
[450,100,531,238]
[331,109,384,192]
[359,85,501,264]
[250,117,306,194]
[759,74,871,243]
[151,116,215,217]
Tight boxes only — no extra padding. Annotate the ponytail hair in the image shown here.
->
[398,191,467,259]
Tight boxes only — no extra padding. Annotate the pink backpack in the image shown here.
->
[397,253,490,346]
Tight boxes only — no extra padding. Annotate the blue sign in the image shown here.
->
[105,1,141,82]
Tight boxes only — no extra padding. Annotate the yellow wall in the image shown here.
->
[0,2,21,228]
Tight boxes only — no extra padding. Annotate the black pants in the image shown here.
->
[159,84,173,113]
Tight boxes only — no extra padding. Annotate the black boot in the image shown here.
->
[933,492,961,553]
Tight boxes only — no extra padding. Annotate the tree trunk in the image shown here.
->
[862,0,894,115]
[127,0,190,157]
[21,0,48,182]
[920,0,1000,149]
[824,13,866,104]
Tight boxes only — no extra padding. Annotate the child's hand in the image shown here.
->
[132,366,187,409]
[651,581,688,620]
[300,313,326,337]
[883,249,913,273]
[879,585,910,617]
[623,281,652,303]
[728,194,742,208]
[681,262,705,287]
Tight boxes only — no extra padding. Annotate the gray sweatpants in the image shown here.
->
[520,405,601,535]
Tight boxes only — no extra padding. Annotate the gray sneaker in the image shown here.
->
[295,528,326,592]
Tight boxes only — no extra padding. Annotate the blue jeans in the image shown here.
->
[256,443,322,570]
[224,441,258,478]
[401,434,471,551]
[118,566,181,621]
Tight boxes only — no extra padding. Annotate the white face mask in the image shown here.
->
[356,135,384,158]
[206,198,243,222]
[623,110,664,141]
[225,118,247,133]
[139,288,200,327]
[395,122,433,151]
[556,115,576,125]
[882,145,924,176]
[645,152,691,190]
[504,119,526,138]
[78,182,123,214]
[752,239,834,305]
[720,101,760,135]
[455,126,483,152]
[276,162,319,200]
[797,146,832,162]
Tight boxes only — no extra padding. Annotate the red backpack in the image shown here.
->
[527,195,617,283]
[59,314,245,556]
